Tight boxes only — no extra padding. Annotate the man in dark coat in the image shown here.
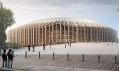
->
[28,45,30,51]
[2,49,7,67]
[7,49,14,68]
[43,44,45,50]
[33,45,35,52]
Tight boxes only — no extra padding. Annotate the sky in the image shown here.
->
[1,0,119,38]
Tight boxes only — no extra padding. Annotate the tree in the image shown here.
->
[0,8,15,49]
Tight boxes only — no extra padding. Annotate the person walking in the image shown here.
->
[43,44,45,50]
[2,49,7,67]
[28,45,30,51]
[33,45,35,52]
[7,49,14,68]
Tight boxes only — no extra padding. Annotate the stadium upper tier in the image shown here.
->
[18,17,106,29]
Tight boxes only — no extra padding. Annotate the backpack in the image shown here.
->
[7,52,13,60]
[2,53,7,60]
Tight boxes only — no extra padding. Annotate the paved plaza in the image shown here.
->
[0,42,119,71]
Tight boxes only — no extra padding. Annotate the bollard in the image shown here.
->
[98,55,100,63]
[115,56,117,64]
[65,43,66,48]
[67,53,69,61]
[82,54,84,62]
[25,51,27,58]
[39,52,40,59]
[53,52,54,60]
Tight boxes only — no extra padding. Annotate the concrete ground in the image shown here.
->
[14,42,119,55]
[0,54,119,71]
[0,42,119,71]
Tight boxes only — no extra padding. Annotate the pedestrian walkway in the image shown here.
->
[14,42,119,55]
[0,54,119,71]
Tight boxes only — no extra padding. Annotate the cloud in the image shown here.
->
[1,0,119,7]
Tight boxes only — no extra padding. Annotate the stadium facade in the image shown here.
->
[7,18,117,46]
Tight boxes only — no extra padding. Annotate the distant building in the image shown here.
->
[0,1,3,8]
[7,17,117,47]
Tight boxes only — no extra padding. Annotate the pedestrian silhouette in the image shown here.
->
[28,45,30,51]
[7,49,14,68]
[43,44,45,50]
[2,49,7,67]
[33,45,35,52]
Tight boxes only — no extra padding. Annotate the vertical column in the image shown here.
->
[60,22,62,43]
[49,24,51,44]
[21,29,23,46]
[24,28,25,46]
[102,27,103,42]
[72,26,73,42]
[16,29,17,44]
[45,25,47,44]
[107,28,108,42]
[25,28,27,46]
[22,29,24,46]
[76,26,78,42]
[42,26,44,45]
[86,27,87,41]
[38,26,40,46]
[12,29,15,44]
[28,28,30,46]
[52,23,54,44]
[55,23,57,44]
[98,27,100,42]
[31,28,33,46]
[90,27,92,42]
[24,28,27,46]
[103,28,105,42]
[68,22,70,43]
[96,27,98,42]
[36,27,38,46]
[15,30,16,44]
[21,29,24,46]
[64,21,65,42]
[84,27,86,42]
[20,28,22,46]
[33,27,35,46]
[20,29,22,45]
[17,29,19,44]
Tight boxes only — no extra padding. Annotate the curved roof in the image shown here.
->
[15,17,108,29]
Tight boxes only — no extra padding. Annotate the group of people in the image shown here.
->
[2,49,14,68]
[27,45,35,52]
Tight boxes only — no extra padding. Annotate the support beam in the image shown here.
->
[42,26,43,45]
[52,23,54,44]
[76,26,78,42]
[84,27,86,42]
[49,24,51,44]
[64,21,66,42]
[68,22,70,43]
[45,25,47,44]
[60,22,62,43]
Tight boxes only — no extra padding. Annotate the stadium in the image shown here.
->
[7,17,117,47]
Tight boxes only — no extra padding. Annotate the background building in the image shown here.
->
[7,17,117,47]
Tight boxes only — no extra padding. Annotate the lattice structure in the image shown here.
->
[7,17,117,46]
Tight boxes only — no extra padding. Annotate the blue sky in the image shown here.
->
[1,0,119,38]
